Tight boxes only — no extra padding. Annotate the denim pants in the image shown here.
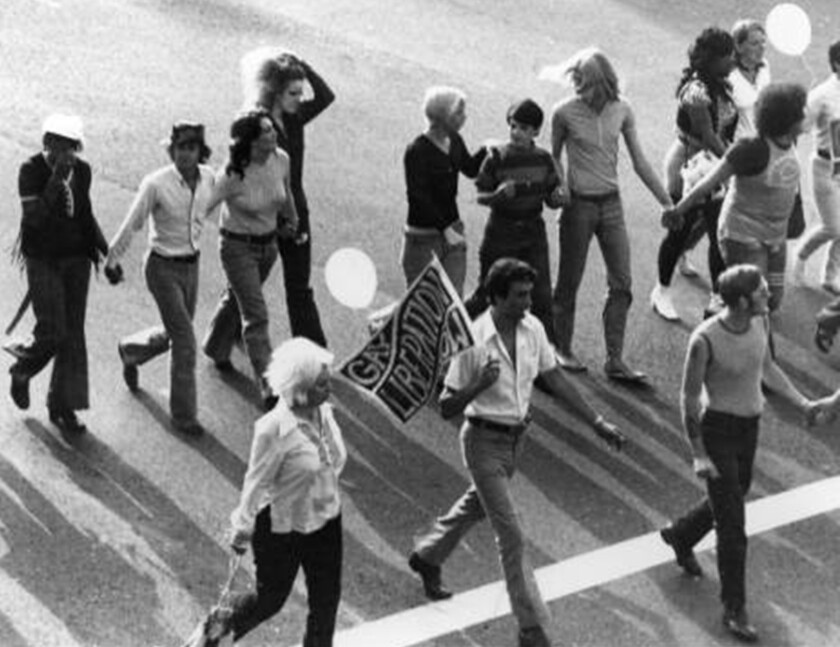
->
[124,252,199,425]
[400,230,467,297]
[719,238,787,312]
[656,198,725,291]
[11,255,91,411]
[414,422,550,632]
[277,233,327,347]
[553,193,631,360]
[668,410,759,613]
[231,510,342,647]
[203,236,278,381]
[464,216,554,344]
[798,156,840,281]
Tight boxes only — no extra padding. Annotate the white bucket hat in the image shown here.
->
[42,113,85,149]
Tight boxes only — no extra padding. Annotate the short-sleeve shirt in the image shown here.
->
[676,78,738,150]
[551,96,634,195]
[445,310,556,425]
[719,137,800,245]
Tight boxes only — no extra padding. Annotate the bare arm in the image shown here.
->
[622,115,672,208]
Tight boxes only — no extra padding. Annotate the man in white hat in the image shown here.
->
[8,113,107,433]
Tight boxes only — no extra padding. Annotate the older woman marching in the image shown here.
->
[551,48,672,381]
[206,337,346,647]
[241,49,334,347]
[202,109,299,409]
[650,27,737,321]
[401,86,486,296]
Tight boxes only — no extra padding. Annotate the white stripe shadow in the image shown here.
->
[322,475,840,647]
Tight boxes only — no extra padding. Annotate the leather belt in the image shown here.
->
[150,250,199,264]
[571,190,620,204]
[220,228,277,245]
[467,416,528,434]
[817,148,831,161]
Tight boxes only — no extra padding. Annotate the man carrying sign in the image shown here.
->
[408,258,624,647]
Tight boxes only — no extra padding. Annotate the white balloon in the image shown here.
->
[324,248,377,309]
[766,3,812,56]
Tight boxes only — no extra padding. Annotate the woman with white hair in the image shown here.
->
[401,85,487,295]
[208,337,346,647]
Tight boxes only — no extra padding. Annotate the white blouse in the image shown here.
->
[230,400,347,535]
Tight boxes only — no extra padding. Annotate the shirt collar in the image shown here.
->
[273,400,332,438]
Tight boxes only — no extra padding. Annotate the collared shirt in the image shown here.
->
[108,164,216,261]
[445,310,556,425]
[728,61,771,140]
[551,96,634,195]
[230,400,347,535]
[805,74,840,153]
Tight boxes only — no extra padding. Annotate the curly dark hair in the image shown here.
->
[677,27,734,101]
[484,258,537,304]
[829,39,840,70]
[754,83,807,139]
[225,109,274,179]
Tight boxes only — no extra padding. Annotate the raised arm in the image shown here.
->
[297,58,335,124]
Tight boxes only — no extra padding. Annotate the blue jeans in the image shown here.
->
[11,255,91,411]
[464,215,554,344]
[668,410,759,613]
[400,229,467,297]
[122,252,199,425]
[203,236,278,381]
[414,421,550,632]
[553,193,631,360]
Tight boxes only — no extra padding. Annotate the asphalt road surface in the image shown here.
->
[1,0,840,645]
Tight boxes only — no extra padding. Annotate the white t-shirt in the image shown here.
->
[728,62,771,140]
[806,74,840,155]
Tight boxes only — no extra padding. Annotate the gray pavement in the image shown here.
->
[1,0,840,645]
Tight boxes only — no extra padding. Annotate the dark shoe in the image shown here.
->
[556,350,586,373]
[49,409,87,433]
[10,373,30,410]
[518,625,552,647]
[722,608,759,643]
[262,394,279,412]
[605,359,648,384]
[660,525,703,577]
[214,359,234,372]
[174,420,205,436]
[408,552,453,601]
[122,363,139,392]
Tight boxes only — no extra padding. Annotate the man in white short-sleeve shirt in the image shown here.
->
[408,257,624,647]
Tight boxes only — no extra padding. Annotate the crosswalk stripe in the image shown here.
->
[321,475,840,647]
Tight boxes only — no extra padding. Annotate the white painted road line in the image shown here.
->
[324,475,840,647]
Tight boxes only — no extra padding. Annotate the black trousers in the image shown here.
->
[669,410,759,613]
[278,234,327,348]
[11,255,91,411]
[657,198,725,291]
[231,509,342,647]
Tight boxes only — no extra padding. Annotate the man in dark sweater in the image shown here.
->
[464,99,564,345]
[8,114,107,432]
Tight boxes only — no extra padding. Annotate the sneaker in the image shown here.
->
[660,525,703,577]
[677,253,699,278]
[722,607,759,643]
[650,284,681,322]
[790,255,807,286]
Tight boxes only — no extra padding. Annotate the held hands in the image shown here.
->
[277,217,299,240]
[593,416,626,451]
[692,456,719,480]
[104,263,124,285]
[661,207,683,231]
[498,179,517,199]
[805,397,838,427]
